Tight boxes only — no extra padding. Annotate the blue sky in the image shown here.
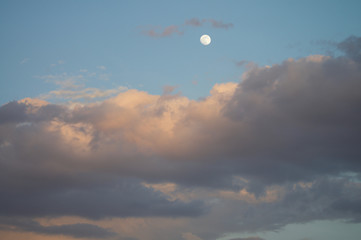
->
[1,1,361,240]
[2,0,361,104]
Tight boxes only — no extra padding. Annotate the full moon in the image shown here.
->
[200,34,211,46]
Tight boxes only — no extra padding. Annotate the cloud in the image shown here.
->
[2,53,361,190]
[37,73,84,89]
[185,18,234,29]
[221,178,361,232]
[337,35,361,62]
[208,19,233,29]
[142,25,183,38]
[222,55,361,187]
[229,237,265,240]
[121,238,139,240]
[50,60,65,67]
[41,86,127,100]
[235,60,249,67]
[0,178,205,219]
[97,65,106,70]
[142,18,233,38]
[185,18,204,27]
[1,37,361,239]
[182,232,203,240]
[0,101,28,124]
[37,72,124,101]
[163,85,178,95]
[0,217,116,239]
[20,58,30,64]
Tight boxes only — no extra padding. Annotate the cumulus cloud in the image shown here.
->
[1,37,361,239]
[0,101,28,124]
[223,55,361,187]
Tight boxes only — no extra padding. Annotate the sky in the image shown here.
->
[1,1,361,240]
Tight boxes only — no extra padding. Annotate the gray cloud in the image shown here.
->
[237,178,361,232]
[185,18,204,27]
[141,25,183,38]
[0,101,27,124]
[0,175,205,219]
[208,19,233,29]
[185,18,234,29]
[229,237,265,240]
[337,35,361,62]
[0,217,116,239]
[235,60,249,67]
[174,177,361,240]
[1,36,361,239]
[1,54,361,190]
[142,18,233,38]
[223,56,361,186]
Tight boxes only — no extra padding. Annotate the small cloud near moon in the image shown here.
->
[200,34,211,46]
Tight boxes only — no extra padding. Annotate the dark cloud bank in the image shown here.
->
[229,237,264,240]
[1,36,361,239]
[0,217,117,239]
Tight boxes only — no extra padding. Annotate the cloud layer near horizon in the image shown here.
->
[1,46,361,239]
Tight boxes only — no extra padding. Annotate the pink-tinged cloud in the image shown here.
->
[185,18,234,29]
[142,18,233,38]
[208,19,233,29]
[185,18,204,26]
[142,25,183,38]
[1,40,361,239]
[229,237,265,240]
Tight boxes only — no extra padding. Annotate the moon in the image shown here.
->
[200,34,211,46]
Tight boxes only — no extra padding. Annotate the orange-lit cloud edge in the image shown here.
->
[1,51,361,240]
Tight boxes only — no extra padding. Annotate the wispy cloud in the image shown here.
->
[37,70,119,101]
[142,25,183,38]
[337,35,361,62]
[20,58,30,64]
[185,18,234,29]
[141,18,233,38]
[185,18,204,27]
[41,86,127,100]
[235,60,249,67]
[208,19,233,29]
[37,73,85,89]
[97,65,106,70]
[50,60,65,67]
